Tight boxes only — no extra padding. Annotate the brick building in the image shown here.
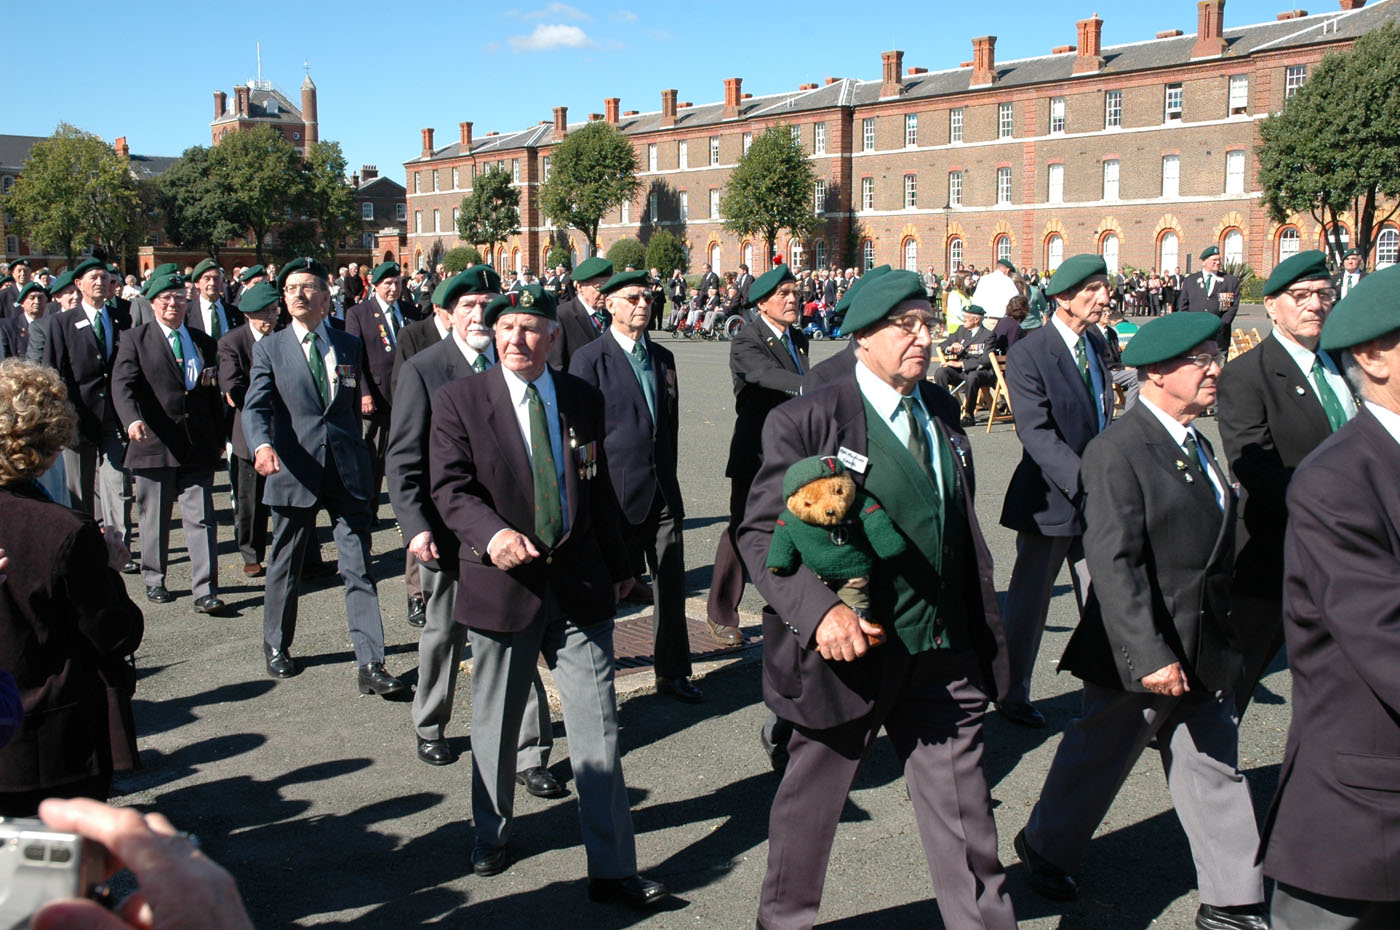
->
[403,0,1400,280]
[211,72,318,152]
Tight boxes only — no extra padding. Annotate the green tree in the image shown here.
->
[158,146,242,260]
[544,242,572,270]
[296,141,361,267]
[456,166,520,265]
[208,126,305,263]
[5,123,141,266]
[1258,22,1400,266]
[644,230,688,275]
[442,245,483,273]
[538,121,639,256]
[719,125,818,272]
[606,237,646,270]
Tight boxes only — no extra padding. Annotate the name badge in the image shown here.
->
[75,318,91,330]
[837,446,868,474]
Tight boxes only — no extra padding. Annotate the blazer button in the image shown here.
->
[545,555,553,565]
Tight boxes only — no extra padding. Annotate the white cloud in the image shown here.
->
[610,9,638,21]
[508,23,595,52]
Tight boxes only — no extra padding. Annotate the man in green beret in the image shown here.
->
[738,269,1017,930]
[1176,245,1240,330]
[188,259,240,339]
[0,257,32,319]
[25,271,77,363]
[1,282,49,359]
[1260,265,1400,930]
[1020,312,1269,930]
[1216,249,1355,719]
[233,264,268,307]
[547,255,613,369]
[1332,246,1366,299]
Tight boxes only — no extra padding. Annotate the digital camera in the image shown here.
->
[0,817,109,930]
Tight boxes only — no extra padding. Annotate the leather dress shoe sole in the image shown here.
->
[416,737,454,766]
[999,700,1047,729]
[471,843,509,877]
[705,618,745,647]
[146,585,174,604]
[516,766,567,799]
[1195,903,1270,930]
[265,650,297,679]
[587,875,668,909]
[656,676,704,704]
[120,560,141,575]
[193,595,227,615]
[1015,829,1078,901]
[358,664,410,699]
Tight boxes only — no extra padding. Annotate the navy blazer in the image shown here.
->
[110,323,224,471]
[726,317,808,482]
[390,315,445,396]
[999,323,1114,536]
[346,296,411,409]
[242,324,373,508]
[185,299,244,339]
[1174,270,1240,330]
[43,304,133,445]
[547,295,604,370]
[568,331,683,525]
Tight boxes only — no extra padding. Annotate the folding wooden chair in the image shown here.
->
[986,353,1015,432]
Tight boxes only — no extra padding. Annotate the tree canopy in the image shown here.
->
[296,141,362,266]
[204,126,305,263]
[644,230,688,276]
[539,121,639,256]
[719,125,818,272]
[457,166,520,265]
[1258,22,1400,266]
[442,245,484,274]
[158,146,243,260]
[605,237,646,271]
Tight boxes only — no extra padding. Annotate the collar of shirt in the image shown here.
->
[758,314,788,341]
[289,317,326,345]
[609,326,640,354]
[375,294,394,317]
[1364,401,1400,447]
[81,301,106,327]
[203,297,220,314]
[451,331,492,367]
[1050,313,1085,354]
[502,364,555,411]
[251,327,267,343]
[855,359,944,487]
[1272,331,1358,417]
[1138,395,1225,507]
[433,316,449,340]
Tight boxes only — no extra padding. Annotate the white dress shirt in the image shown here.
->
[1273,332,1359,421]
[155,319,200,390]
[855,359,945,491]
[289,317,339,399]
[1139,397,1226,509]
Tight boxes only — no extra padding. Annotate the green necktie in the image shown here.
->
[631,341,648,367]
[1182,432,1221,509]
[900,397,938,488]
[472,354,488,373]
[1074,336,1093,392]
[526,383,563,548]
[209,303,222,339]
[93,313,107,360]
[169,331,185,366]
[304,331,331,408]
[1309,355,1349,432]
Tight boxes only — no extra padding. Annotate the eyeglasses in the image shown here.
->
[615,291,649,305]
[887,314,935,336]
[1284,287,1336,306]
[1182,352,1226,370]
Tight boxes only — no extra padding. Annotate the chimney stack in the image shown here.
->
[880,50,904,97]
[1192,0,1227,58]
[605,97,620,124]
[113,136,129,158]
[421,128,434,157]
[351,173,360,188]
[361,165,378,180]
[553,106,568,140]
[661,89,678,127]
[234,85,250,116]
[971,37,998,86]
[1075,15,1105,73]
[723,77,743,118]
[1339,0,1365,8]
[459,121,473,150]
[213,90,227,117]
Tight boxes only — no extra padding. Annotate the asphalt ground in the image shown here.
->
[106,303,1289,930]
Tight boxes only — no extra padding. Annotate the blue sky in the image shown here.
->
[8,0,1307,176]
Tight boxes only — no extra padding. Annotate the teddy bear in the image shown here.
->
[766,454,907,618]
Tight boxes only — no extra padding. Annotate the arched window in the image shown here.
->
[1322,224,1350,256]
[903,237,918,271]
[862,240,874,271]
[709,242,722,274]
[789,240,804,270]
[1277,227,1300,263]
[994,235,1011,264]
[1159,230,1179,273]
[1223,228,1244,265]
[512,248,521,272]
[497,246,506,269]
[742,241,753,269]
[1045,234,1064,271]
[948,237,963,270]
[1377,227,1399,268]
[1100,233,1120,274]
[813,239,827,271]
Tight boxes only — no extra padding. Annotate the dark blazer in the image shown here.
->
[242,323,373,508]
[185,299,244,338]
[737,374,1009,729]
[940,324,996,370]
[1216,333,1342,599]
[1174,270,1241,330]
[726,317,808,482]
[1330,268,1367,298]
[428,366,632,631]
[390,315,445,396]
[386,336,488,572]
[0,315,33,360]
[346,296,411,408]
[1059,403,1238,693]
[44,304,133,445]
[1260,408,1400,902]
[699,271,721,296]
[547,296,603,370]
[0,284,19,320]
[735,272,754,305]
[568,331,683,525]
[992,314,1024,354]
[999,323,1114,536]
[110,323,224,471]
[217,325,262,461]
[0,482,144,793]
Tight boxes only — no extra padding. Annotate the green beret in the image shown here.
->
[191,258,221,281]
[832,265,891,315]
[17,282,48,303]
[238,264,266,283]
[1200,245,1220,260]
[9,258,29,269]
[1120,312,1223,366]
[1045,254,1109,297]
[1343,248,1359,259]
[1320,264,1400,351]
[49,270,76,293]
[962,304,986,317]
[0,275,12,287]
[429,278,454,308]
[750,264,797,305]
[573,256,613,283]
[276,256,329,289]
[370,261,400,285]
[71,258,104,279]
[997,258,1017,274]
[1263,250,1331,298]
[145,273,186,300]
[238,281,281,314]
[483,284,557,327]
[843,269,927,333]
[781,455,849,501]
[458,264,502,295]
[600,269,651,294]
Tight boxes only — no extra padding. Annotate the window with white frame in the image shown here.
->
[621,200,630,224]
[543,156,550,182]
[1229,75,1249,114]
[1050,97,1066,134]
[904,174,917,209]
[362,231,374,248]
[1376,228,1399,268]
[678,191,688,221]
[790,240,803,269]
[861,176,874,210]
[1277,227,1300,263]
[743,132,753,154]
[649,192,658,219]
[433,169,439,191]
[1102,159,1120,200]
[648,143,658,171]
[1048,163,1064,204]
[862,118,875,151]
[433,209,440,232]
[362,202,374,220]
[997,166,1012,205]
[814,179,826,212]
[1223,228,1244,264]
[1225,150,1246,194]
[950,108,963,143]
[0,176,13,194]
[996,235,1012,264]
[512,160,519,183]
[1105,89,1122,128]
[452,206,460,229]
[497,160,505,173]
[709,243,722,274]
[949,170,963,207]
[949,237,963,269]
[1101,232,1120,273]
[814,239,827,270]
[414,172,421,193]
[451,167,460,189]
[1160,230,1180,271]
[414,210,422,233]
[905,113,918,147]
[791,125,801,145]
[710,136,720,164]
[999,103,1013,138]
[710,189,720,217]
[862,240,874,270]
[1046,234,1064,270]
[1326,226,1350,255]
[903,238,918,271]
[1285,65,1307,98]
[1165,83,1183,121]
[677,140,688,169]
[744,242,753,267]
[395,203,406,221]
[814,122,826,155]
[1162,155,1180,198]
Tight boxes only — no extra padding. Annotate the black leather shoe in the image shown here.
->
[705,618,745,646]
[120,559,140,574]
[961,414,978,427]
[406,596,426,628]
[515,766,566,798]
[587,875,668,909]
[999,700,1047,729]
[758,722,790,774]
[416,737,453,766]
[146,585,173,604]
[1195,903,1269,930]
[264,646,297,679]
[358,663,409,699]
[192,595,226,615]
[471,842,509,877]
[656,676,704,703]
[1015,828,1078,901]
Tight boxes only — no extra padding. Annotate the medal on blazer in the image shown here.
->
[1175,459,1195,484]
[377,323,392,352]
[199,367,219,389]
[570,427,597,479]
[336,363,357,389]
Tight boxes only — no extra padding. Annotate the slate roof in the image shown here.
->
[212,86,304,126]
[0,134,177,180]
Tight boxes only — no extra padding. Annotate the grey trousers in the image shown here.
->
[410,561,551,772]
[1024,684,1264,907]
[1111,366,1140,411]
[64,428,131,549]
[132,466,218,596]
[468,595,637,879]
[1000,531,1089,705]
[1273,883,1400,930]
